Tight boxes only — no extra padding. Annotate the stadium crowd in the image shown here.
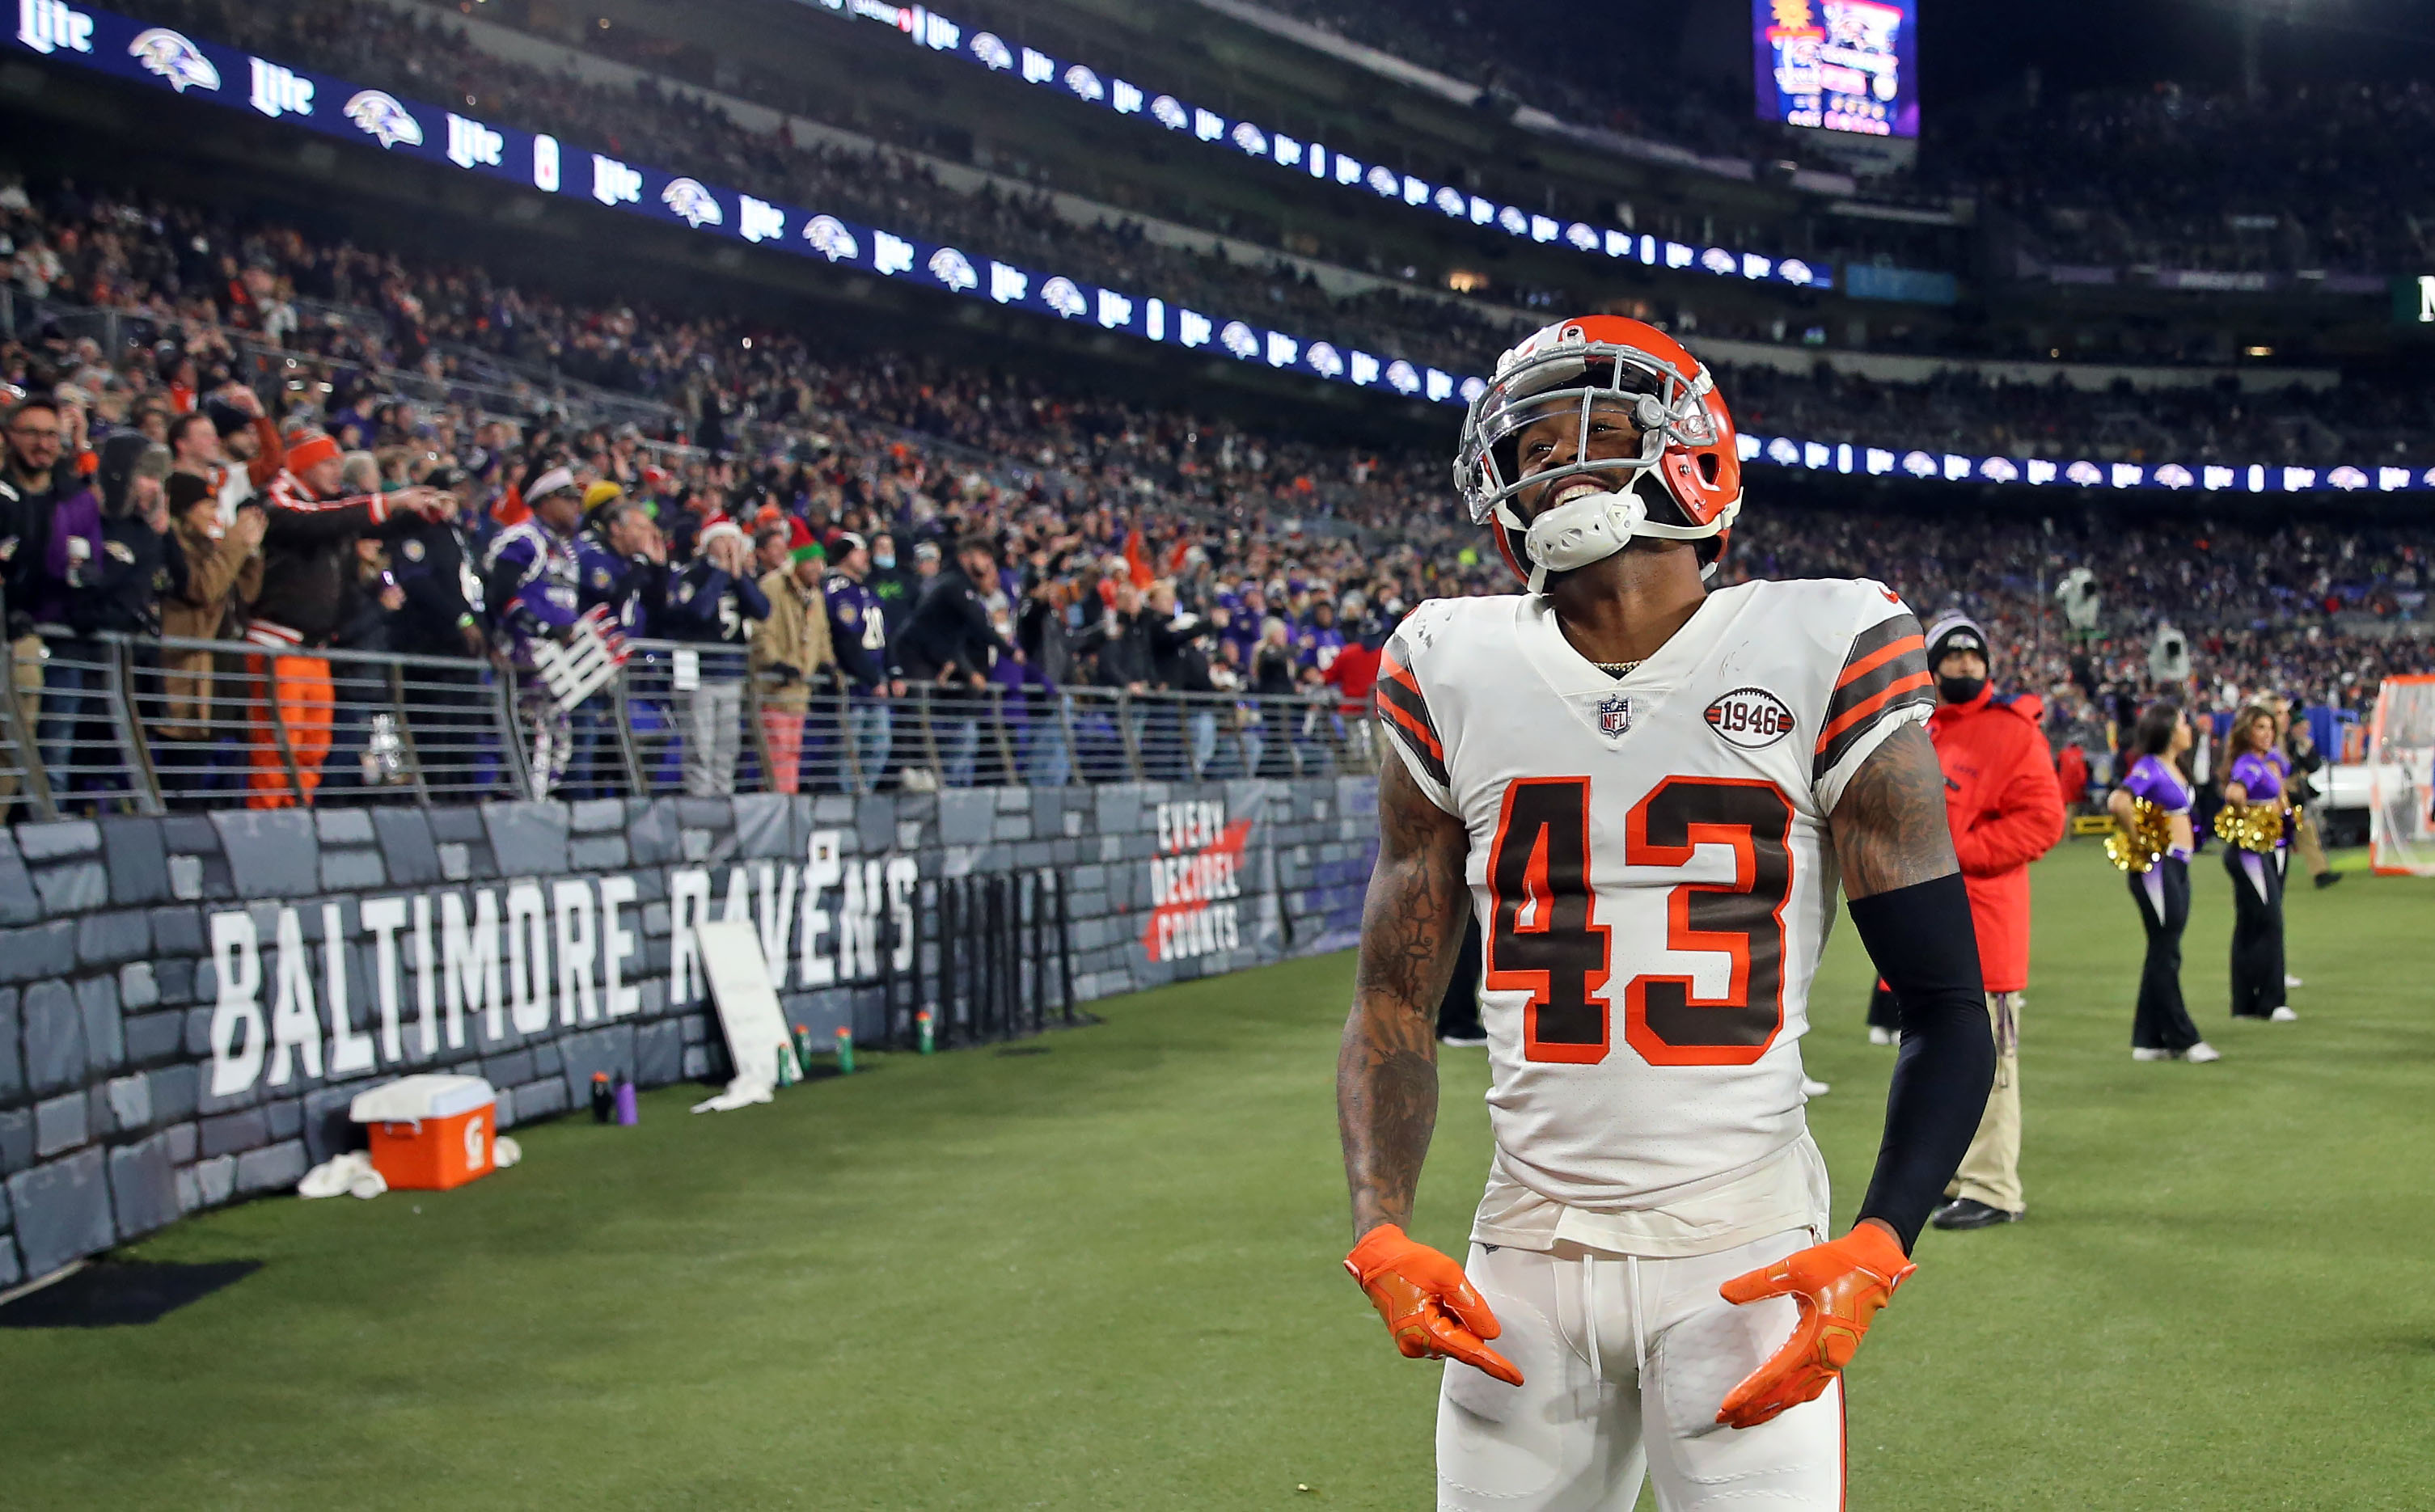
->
[85,0,2435,391]
[110,0,1541,377]
[1924,78,2435,275]
[1206,1,2435,277]
[13,178,2427,487]
[2,175,2428,817]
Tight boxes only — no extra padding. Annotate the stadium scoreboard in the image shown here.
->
[1754,0,1917,139]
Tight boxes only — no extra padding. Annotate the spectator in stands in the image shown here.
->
[2,397,106,796]
[751,538,835,795]
[1082,581,1156,693]
[823,532,898,794]
[1009,579,1073,789]
[487,468,590,799]
[1296,598,1346,673]
[1148,580,1218,777]
[865,530,918,638]
[387,466,490,797]
[340,450,383,498]
[1251,617,1299,697]
[151,472,261,803]
[1322,615,1386,773]
[662,518,768,796]
[324,533,408,793]
[244,431,442,808]
[80,436,179,642]
[167,411,219,484]
[579,499,667,640]
[153,471,263,803]
[205,389,282,518]
[54,435,180,800]
[750,521,792,577]
[1070,580,1156,781]
[894,536,1018,789]
[0,400,70,689]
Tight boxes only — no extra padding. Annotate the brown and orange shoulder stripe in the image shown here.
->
[1372,631,1448,788]
[1813,612,1933,783]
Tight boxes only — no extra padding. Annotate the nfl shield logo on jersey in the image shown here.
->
[1597,693,1633,738]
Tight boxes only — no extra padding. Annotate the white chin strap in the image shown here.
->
[1498,473,1718,593]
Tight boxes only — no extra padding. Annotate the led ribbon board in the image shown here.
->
[17,3,2418,492]
[795,0,1833,290]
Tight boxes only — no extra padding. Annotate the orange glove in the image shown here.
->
[1343,1224,1524,1386]
[1714,1222,1915,1430]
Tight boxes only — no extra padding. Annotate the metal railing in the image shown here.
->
[0,630,1380,818]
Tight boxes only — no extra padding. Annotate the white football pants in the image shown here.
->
[1436,1230,1845,1512]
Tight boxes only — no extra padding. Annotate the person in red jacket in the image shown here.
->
[1918,612,2066,1231]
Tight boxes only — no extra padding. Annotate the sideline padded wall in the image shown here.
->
[0,778,1380,1285]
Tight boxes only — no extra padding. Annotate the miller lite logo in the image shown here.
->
[1705,687,1797,750]
[129,27,218,92]
[247,56,314,120]
[18,0,93,55]
[1597,693,1633,739]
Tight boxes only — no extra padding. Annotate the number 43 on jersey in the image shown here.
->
[1485,775,1793,1067]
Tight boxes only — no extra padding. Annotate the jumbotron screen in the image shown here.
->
[1753,0,1918,139]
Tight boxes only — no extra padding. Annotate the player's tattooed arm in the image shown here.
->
[1828,721,1960,900]
[1338,755,1469,1240]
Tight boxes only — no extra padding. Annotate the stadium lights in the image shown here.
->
[35,0,2424,496]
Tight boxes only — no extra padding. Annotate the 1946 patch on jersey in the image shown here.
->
[1704,687,1796,749]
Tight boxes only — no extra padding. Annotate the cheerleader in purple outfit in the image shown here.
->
[2219,703,2298,1023]
[2108,703,2217,1062]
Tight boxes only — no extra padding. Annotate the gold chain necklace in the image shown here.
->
[1592,660,1644,678]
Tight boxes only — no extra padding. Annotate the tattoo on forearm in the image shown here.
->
[1830,722,1960,900]
[1338,758,1468,1238]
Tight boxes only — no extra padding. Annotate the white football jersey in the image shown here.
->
[1375,578,1933,1235]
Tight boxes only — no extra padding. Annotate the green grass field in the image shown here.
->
[5,840,2431,1510]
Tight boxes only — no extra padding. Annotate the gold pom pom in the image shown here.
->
[2212,800,2284,855]
[2106,797,2174,872]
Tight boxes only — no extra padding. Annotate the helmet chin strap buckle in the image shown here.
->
[1521,483,1649,579]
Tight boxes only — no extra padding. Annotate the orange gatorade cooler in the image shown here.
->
[349,1075,499,1191]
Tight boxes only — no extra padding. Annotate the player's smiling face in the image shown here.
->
[1510,396,1647,522]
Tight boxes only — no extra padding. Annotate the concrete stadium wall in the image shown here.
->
[0,778,1380,1288]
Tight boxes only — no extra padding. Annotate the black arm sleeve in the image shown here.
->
[1845,872,1996,1251]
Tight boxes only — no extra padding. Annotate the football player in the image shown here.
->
[1338,317,1996,1510]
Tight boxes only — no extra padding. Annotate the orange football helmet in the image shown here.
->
[1454,315,1743,593]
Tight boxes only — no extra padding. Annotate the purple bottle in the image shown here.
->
[614,1072,639,1126]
